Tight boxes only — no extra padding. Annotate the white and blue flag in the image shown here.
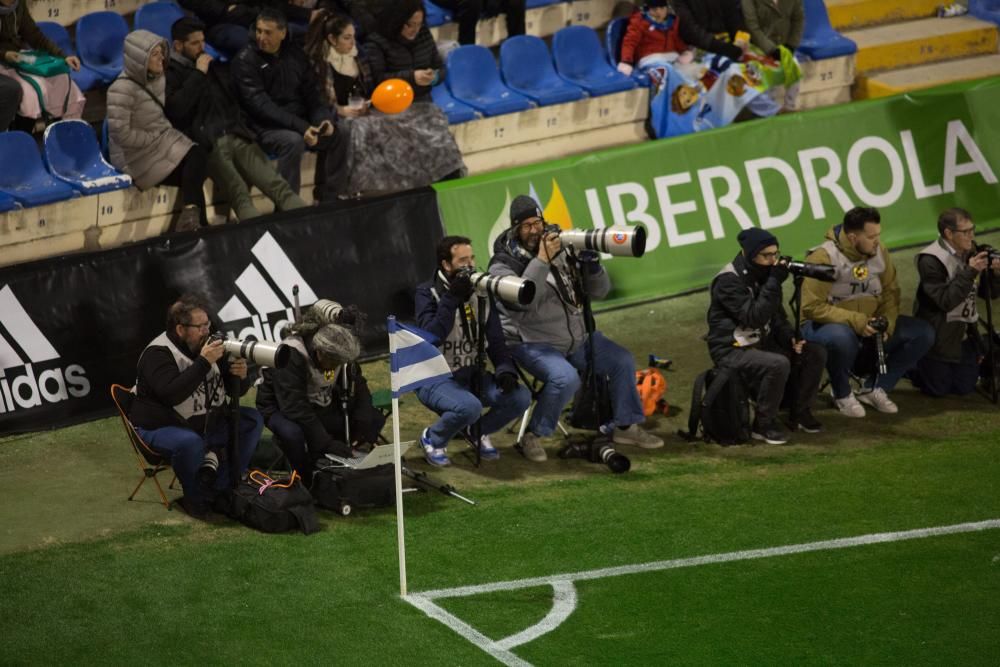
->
[388,316,451,398]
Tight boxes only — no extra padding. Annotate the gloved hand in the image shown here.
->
[577,249,602,274]
[770,262,790,284]
[450,271,475,302]
[496,372,519,394]
[617,62,634,77]
[719,42,743,61]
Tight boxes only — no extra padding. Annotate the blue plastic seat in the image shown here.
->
[43,120,132,195]
[424,1,453,27]
[0,132,78,207]
[526,0,564,6]
[134,2,186,40]
[100,118,110,160]
[603,17,651,88]
[971,0,1000,25]
[75,11,129,84]
[0,191,17,213]
[446,45,533,116]
[797,0,857,60]
[552,25,637,96]
[431,84,479,124]
[36,21,105,91]
[500,35,586,105]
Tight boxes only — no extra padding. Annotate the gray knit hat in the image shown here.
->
[311,323,361,367]
[510,195,543,227]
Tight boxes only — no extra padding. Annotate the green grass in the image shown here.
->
[3,239,1000,664]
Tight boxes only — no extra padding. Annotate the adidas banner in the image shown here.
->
[0,189,443,435]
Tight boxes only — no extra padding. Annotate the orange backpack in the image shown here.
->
[635,367,668,416]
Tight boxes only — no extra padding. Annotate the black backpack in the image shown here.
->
[680,367,751,445]
[227,470,320,534]
[311,460,395,516]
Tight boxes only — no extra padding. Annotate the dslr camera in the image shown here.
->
[454,266,536,306]
[557,436,631,474]
[777,256,837,282]
[207,332,291,368]
[974,243,1000,264]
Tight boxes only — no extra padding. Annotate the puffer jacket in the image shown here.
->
[364,24,444,100]
[0,0,65,63]
[107,30,194,190]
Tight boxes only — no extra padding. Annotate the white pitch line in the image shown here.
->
[495,581,579,650]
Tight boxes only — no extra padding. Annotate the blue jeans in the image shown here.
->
[802,315,935,398]
[416,371,531,449]
[511,332,645,437]
[137,407,263,503]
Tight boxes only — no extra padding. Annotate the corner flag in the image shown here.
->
[389,317,451,398]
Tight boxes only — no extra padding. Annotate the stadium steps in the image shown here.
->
[430,0,616,45]
[855,53,1000,98]
[844,16,998,75]
[825,0,943,30]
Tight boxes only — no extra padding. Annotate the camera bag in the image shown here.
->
[568,372,613,431]
[227,470,320,534]
[679,367,751,445]
[311,460,395,516]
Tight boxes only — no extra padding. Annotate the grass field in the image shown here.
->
[3,241,1000,665]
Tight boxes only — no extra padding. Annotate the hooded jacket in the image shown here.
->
[619,9,688,66]
[0,0,65,63]
[107,30,195,190]
[165,50,254,148]
[801,225,901,336]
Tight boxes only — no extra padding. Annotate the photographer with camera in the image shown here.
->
[256,303,385,481]
[707,229,828,443]
[413,236,532,466]
[131,294,262,519]
[801,207,934,417]
[912,208,1000,397]
[488,195,662,462]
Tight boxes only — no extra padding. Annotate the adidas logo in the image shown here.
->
[0,285,91,413]
[217,232,318,341]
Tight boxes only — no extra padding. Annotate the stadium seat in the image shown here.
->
[100,118,110,160]
[552,25,637,96]
[526,0,564,6]
[797,0,857,60]
[43,120,133,196]
[446,45,534,116]
[35,22,105,92]
[134,2,186,39]
[500,35,586,106]
[0,132,78,207]
[970,0,1000,25]
[603,17,651,88]
[75,11,129,84]
[431,84,479,124]
[111,384,177,510]
[0,191,17,213]
[424,1,453,27]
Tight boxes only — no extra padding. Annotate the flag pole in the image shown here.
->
[388,317,408,597]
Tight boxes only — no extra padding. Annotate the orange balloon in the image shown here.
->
[371,78,415,115]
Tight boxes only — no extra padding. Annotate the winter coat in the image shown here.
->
[674,0,746,59]
[619,10,688,66]
[107,30,195,190]
[0,0,65,63]
[741,0,804,54]
[364,24,444,100]
[165,51,254,148]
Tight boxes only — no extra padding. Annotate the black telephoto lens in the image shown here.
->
[595,444,631,474]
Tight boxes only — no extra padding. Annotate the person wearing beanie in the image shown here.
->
[706,228,827,442]
[412,235,532,466]
[616,0,692,79]
[256,303,386,481]
[489,194,664,462]
[801,207,934,418]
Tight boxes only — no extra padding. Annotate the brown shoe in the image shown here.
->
[516,432,547,462]
[171,205,202,233]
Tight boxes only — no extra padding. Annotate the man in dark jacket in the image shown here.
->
[232,8,349,200]
[177,0,318,56]
[674,0,746,60]
[167,17,306,221]
[131,295,262,518]
[413,236,531,466]
[707,228,826,443]
[912,208,1000,396]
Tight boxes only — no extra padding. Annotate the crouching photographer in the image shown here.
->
[255,301,385,481]
[131,294,262,519]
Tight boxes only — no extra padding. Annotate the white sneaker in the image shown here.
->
[856,388,898,414]
[834,393,866,418]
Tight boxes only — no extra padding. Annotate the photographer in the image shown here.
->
[801,207,934,417]
[131,295,262,519]
[912,208,1000,396]
[413,236,531,466]
[707,229,827,443]
[488,195,662,462]
[256,305,384,481]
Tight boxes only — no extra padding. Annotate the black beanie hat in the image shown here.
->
[646,0,669,7]
[510,195,543,227]
[738,228,779,260]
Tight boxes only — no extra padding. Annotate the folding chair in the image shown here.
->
[511,362,570,444]
[110,384,177,509]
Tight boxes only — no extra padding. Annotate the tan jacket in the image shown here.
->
[741,0,805,54]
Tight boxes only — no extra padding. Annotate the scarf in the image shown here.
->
[326,43,358,78]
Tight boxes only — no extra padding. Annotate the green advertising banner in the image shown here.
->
[433,78,1000,307]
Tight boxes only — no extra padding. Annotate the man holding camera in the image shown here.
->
[801,207,934,417]
[131,295,262,518]
[707,228,827,443]
[911,208,1000,397]
[414,236,531,466]
[488,196,662,462]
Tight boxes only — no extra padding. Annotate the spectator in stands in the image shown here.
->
[489,195,663,462]
[911,208,1000,397]
[233,8,349,200]
[674,0,746,61]
[108,30,208,233]
[0,0,85,122]
[0,72,19,130]
[616,0,692,78]
[365,0,446,101]
[256,303,384,481]
[131,294,262,519]
[178,0,324,57]
[801,207,934,418]
[742,0,803,111]
[432,0,526,46]
[167,18,306,222]
[303,10,464,194]
[413,235,530,466]
[706,228,827,443]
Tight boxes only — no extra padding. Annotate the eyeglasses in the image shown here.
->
[952,226,976,236]
[757,251,780,259]
[182,321,211,331]
[520,219,544,231]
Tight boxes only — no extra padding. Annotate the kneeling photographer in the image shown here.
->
[707,229,828,444]
[131,294,262,519]
[255,302,385,481]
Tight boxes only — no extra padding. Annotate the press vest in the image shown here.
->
[814,240,886,304]
[283,336,342,407]
[917,239,978,324]
[140,332,225,421]
[430,284,487,371]
[715,263,769,347]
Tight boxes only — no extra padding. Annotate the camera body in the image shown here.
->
[557,437,631,474]
[868,315,889,334]
[777,256,837,282]
[975,243,1000,264]
[454,266,536,306]
[208,332,291,369]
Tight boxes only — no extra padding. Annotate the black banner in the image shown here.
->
[0,188,444,435]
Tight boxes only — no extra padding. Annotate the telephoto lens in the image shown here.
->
[210,332,291,369]
[558,226,648,258]
[592,443,631,474]
[778,256,837,282]
[463,269,536,306]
